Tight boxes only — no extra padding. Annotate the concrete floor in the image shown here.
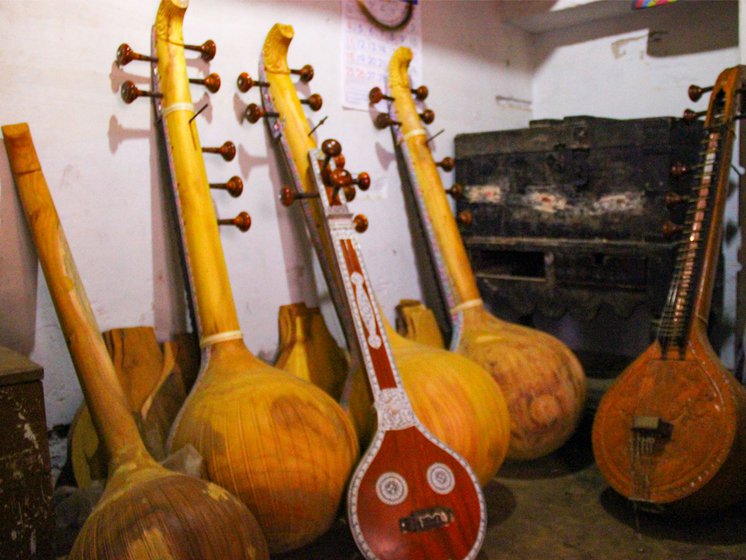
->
[277,413,746,560]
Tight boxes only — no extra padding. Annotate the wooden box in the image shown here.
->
[454,115,711,320]
[0,347,54,559]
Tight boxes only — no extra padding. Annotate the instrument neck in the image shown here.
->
[155,0,241,340]
[4,124,150,469]
[261,24,362,367]
[388,48,481,325]
[656,123,734,351]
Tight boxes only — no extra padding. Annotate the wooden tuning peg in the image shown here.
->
[280,186,319,206]
[351,172,371,191]
[664,191,688,209]
[236,72,269,93]
[369,87,394,104]
[210,176,243,198]
[202,141,236,161]
[116,43,157,67]
[119,80,162,104]
[457,209,473,226]
[412,85,429,101]
[374,113,401,129]
[190,72,221,93]
[244,103,279,124]
[184,39,216,61]
[301,93,323,111]
[446,183,464,199]
[661,220,684,238]
[435,157,455,171]
[670,161,690,178]
[321,139,343,168]
[353,214,369,233]
[218,211,252,232]
[291,64,314,83]
[419,109,435,125]
[688,84,713,102]
[683,108,706,122]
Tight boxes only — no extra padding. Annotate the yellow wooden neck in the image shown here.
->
[388,47,482,305]
[3,123,151,469]
[155,0,241,340]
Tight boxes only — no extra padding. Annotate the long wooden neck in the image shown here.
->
[4,123,150,469]
[656,67,742,352]
[261,23,391,357]
[388,47,482,314]
[155,0,241,341]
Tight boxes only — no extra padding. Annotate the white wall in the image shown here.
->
[0,0,534,427]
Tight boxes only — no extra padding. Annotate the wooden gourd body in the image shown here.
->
[260,23,510,487]
[387,46,586,460]
[153,2,357,553]
[274,302,349,401]
[3,122,268,560]
[593,65,746,513]
[593,329,746,513]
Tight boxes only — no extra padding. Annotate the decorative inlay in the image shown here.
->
[427,463,456,495]
[375,388,416,431]
[351,272,382,349]
[375,471,408,506]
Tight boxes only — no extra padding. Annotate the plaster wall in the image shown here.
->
[0,0,534,427]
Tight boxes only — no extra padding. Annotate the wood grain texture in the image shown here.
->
[2,121,269,560]
[350,427,483,560]
[274,302,349,401]
[593,66,746,513]
[154,4,358,553]
[395,300,446,349]
[387,46,587,460]
[260,23,510,487]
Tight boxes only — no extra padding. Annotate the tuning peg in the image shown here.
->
[236,72,269,93]
[210,176,243,198]
[320,139,343,168]
[351,172,371,191]
[119,80,162,104]
[419,109,435,124]
[202,141,236,161]
[190,72,221,93]
[456,209,473,226]
[435,157,455,171]
[664,191,688,209]
[374,113,401,129]
[353,214,369,233]
[301,93,323,111]
[412,85,429,101]
[218,211,252,232]
[446,183,464,199]
[291,64,314,83]
[184,39,216,61]
[369,87,394,104]
[683,108,706,122]
[280,186,320,206]
[116,43,157,67]
[688,84,713,102]
[670,161,690,178]
[661,220,684,238]
[244,103,279,124]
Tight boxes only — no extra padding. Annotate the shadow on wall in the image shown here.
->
[0,138,38,355]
